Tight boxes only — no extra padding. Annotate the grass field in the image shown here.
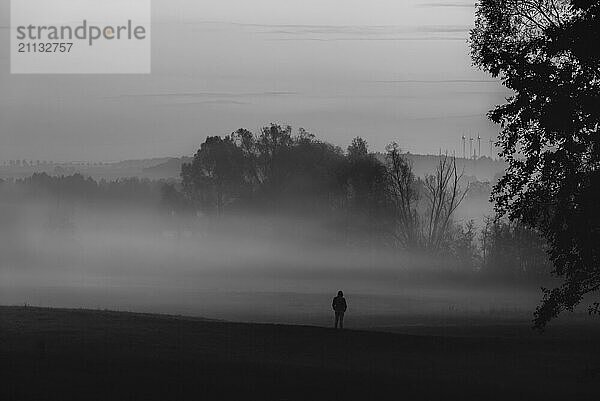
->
[1,306,599,400]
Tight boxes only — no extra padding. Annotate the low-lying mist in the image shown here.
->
[0,195,552,330]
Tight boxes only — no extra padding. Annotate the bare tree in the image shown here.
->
[423,154,468,251]
[385,143,420,248]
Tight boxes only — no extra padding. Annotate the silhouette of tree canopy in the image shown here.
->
[452,220,479,271]
[182,125,346,215]
[480,216,552,279]
[341,137,389,245]
[344,138,387,213]
[471,0,600,327]
[347,137,369,161]
[181,135,247,215]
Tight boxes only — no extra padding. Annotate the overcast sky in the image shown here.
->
[0,0,510,162]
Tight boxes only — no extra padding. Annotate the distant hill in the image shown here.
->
[142,157,192,179]
[0,157,177,181]
[134,153,506,182]
[374,153,506,182]
[0,153,505,182]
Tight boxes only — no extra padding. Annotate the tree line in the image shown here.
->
[161,124,551,279]
[0,173,163,205]
[0,126,553,281]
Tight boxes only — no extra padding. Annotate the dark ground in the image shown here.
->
[1,306,599,401]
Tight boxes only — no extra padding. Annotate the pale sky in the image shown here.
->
[0,0,510,162]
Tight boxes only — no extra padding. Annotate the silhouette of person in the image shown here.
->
[332,290,347,329]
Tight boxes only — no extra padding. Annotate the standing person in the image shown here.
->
[332,291,347,329]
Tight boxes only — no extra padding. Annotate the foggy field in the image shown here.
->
[1,200,598,401]
[0,198,573,334]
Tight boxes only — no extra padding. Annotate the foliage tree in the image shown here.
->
[344,138,387,210]
[255,124,294,191]
[231,128,262,187]
[181,136,246,215]
[471,0,600,327]
[347,137,369,161]
[344,138,388,232]
[481,217,552,279]
[282,133,345,211]
[451,220,479,271]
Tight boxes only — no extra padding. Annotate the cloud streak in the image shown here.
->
[105,91,299,100]
[162,21,470,41]
[154,100,250,107]
[373,79,499,84]
[417,2,475,8]
[267,37,466,42]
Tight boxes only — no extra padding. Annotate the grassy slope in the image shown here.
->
[1,306,598,401]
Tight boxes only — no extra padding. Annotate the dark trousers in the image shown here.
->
[334,312,344,329]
